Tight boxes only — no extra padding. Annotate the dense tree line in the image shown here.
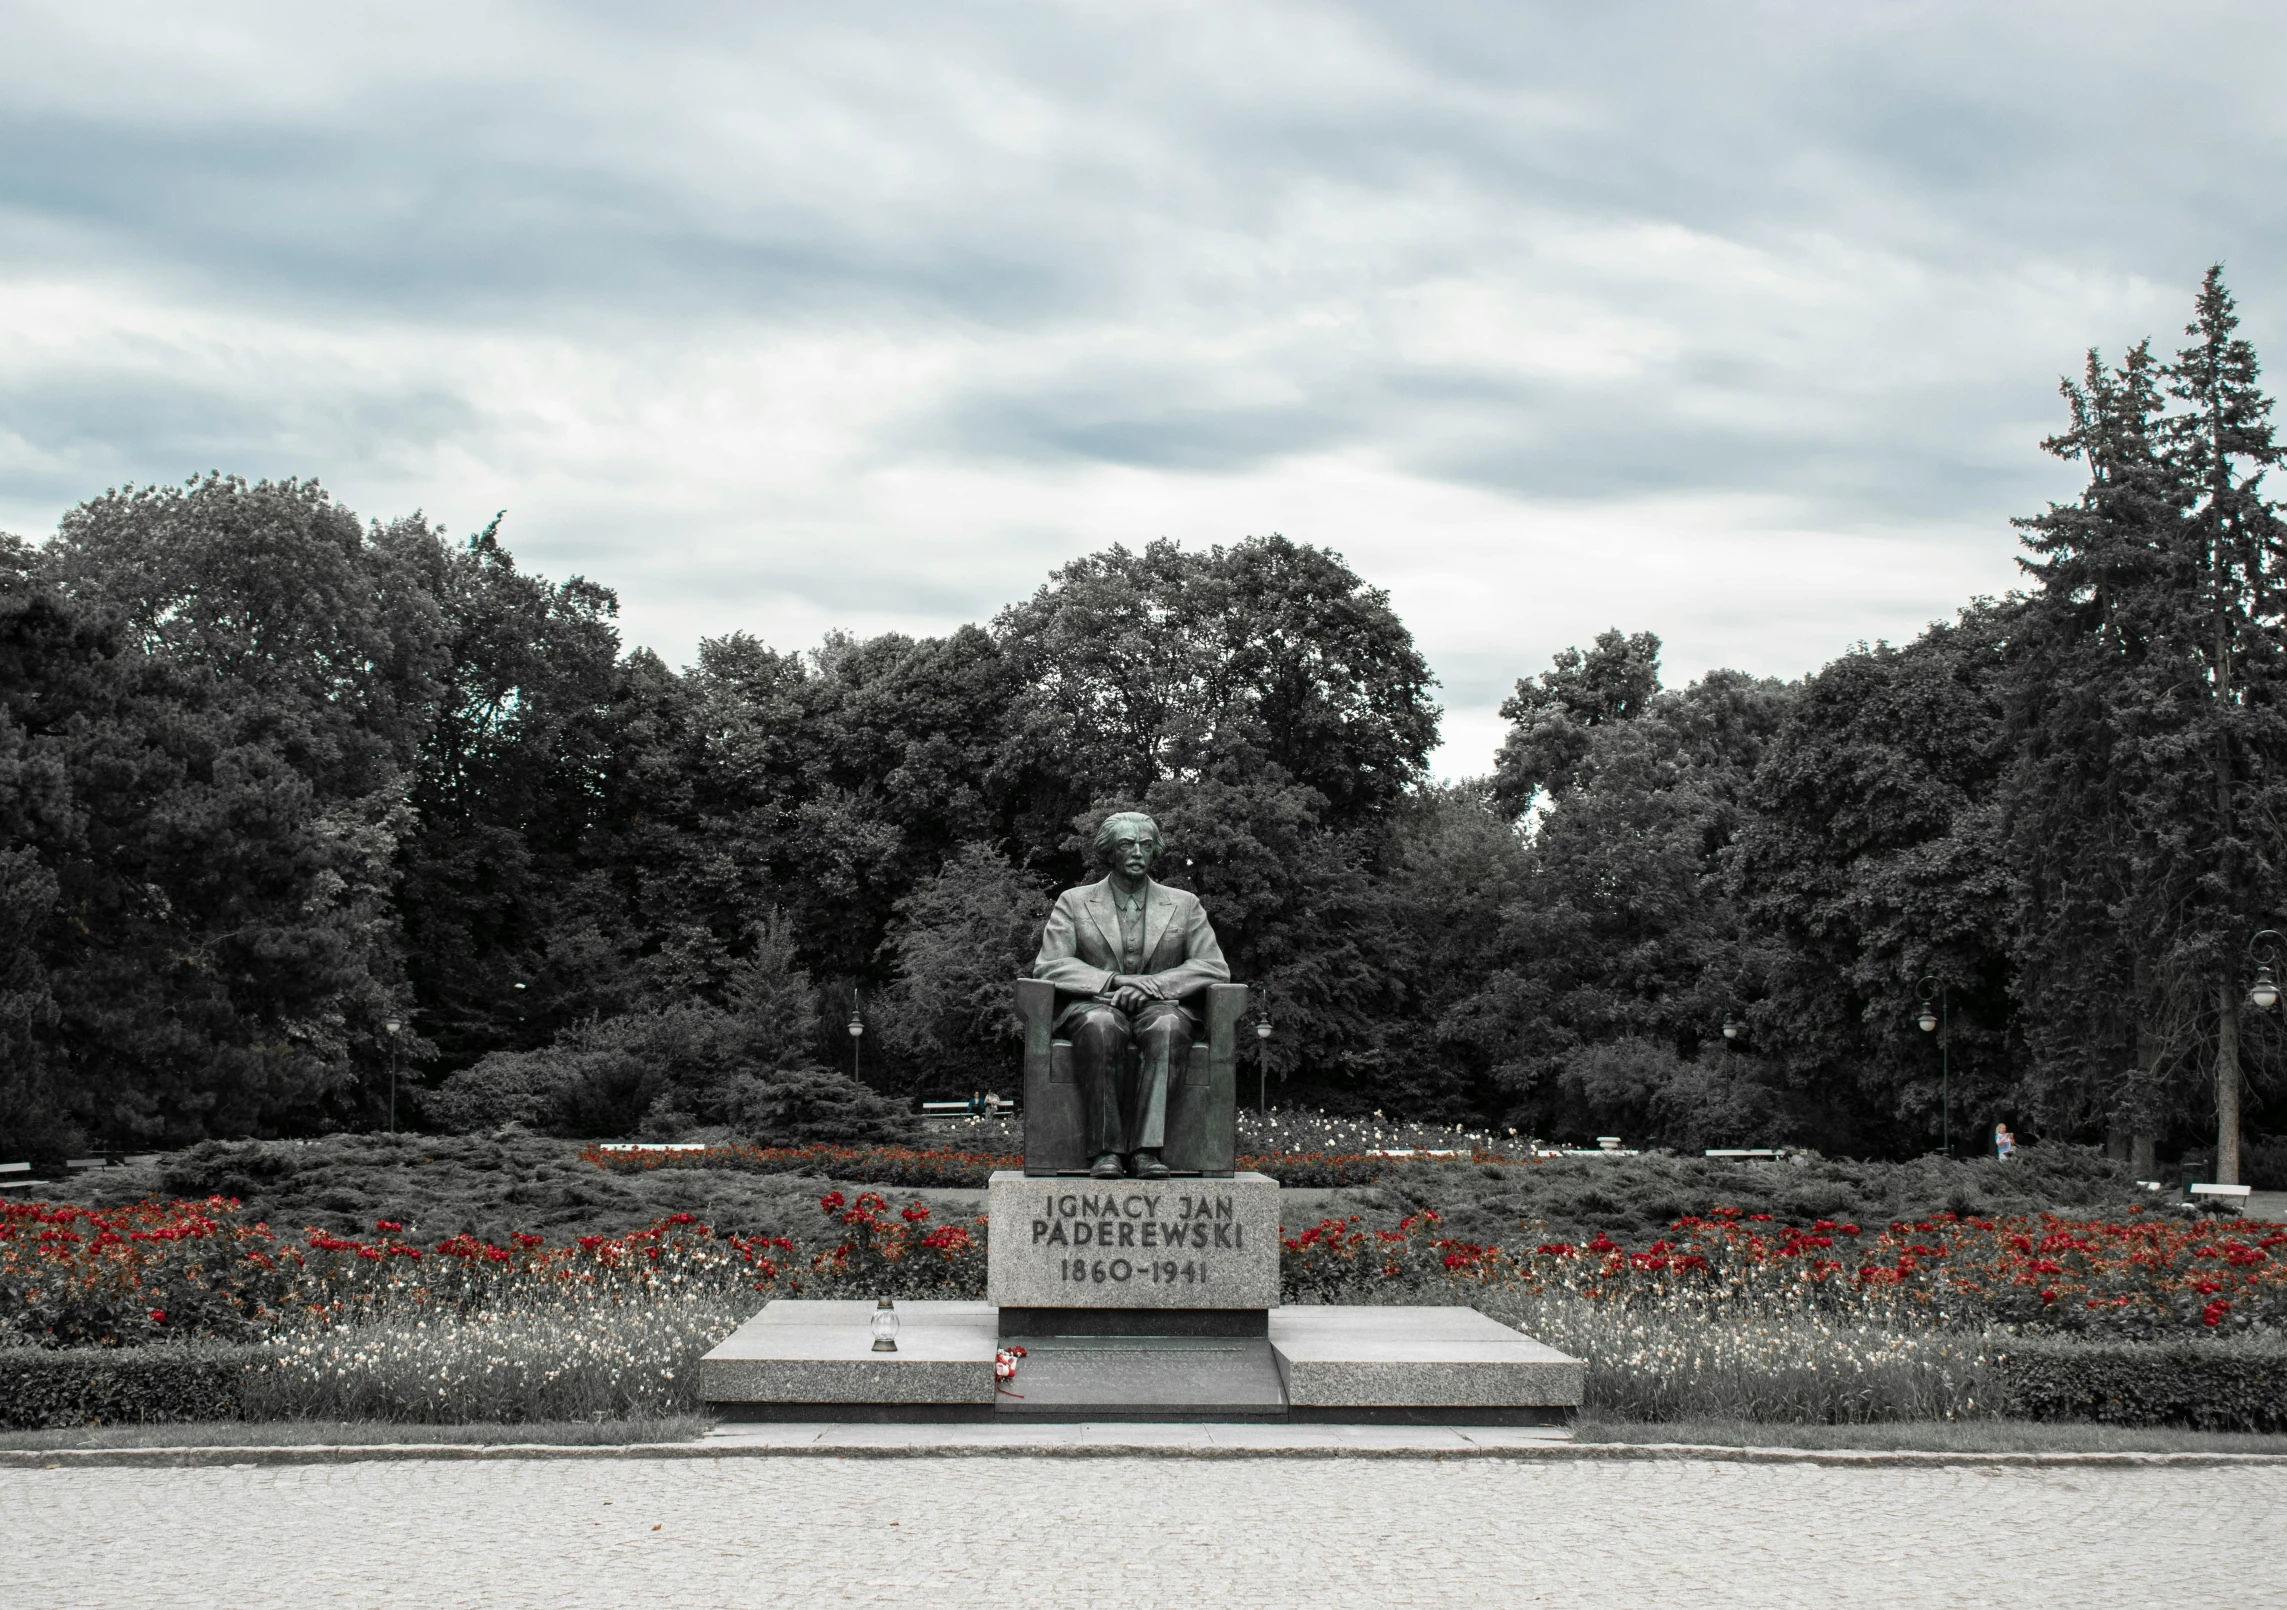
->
[4,270,2284,1176]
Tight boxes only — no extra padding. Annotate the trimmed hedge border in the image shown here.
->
[11,1333,2287,1432]
[0,1346,257,1430]
[1997,1336,2287,1431]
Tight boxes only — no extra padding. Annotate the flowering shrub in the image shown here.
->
[2,1193,987,1350]
[1281,1204,2287,1339]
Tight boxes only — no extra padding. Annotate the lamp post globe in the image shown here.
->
[2251,966,2280,1013]
[1917,1008,1939,1034]
[1721,1016,1744,1043]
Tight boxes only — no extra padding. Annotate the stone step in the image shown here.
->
[993,1336,1287,1420]
[702,1301,1584,1426]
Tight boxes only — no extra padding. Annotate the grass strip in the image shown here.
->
[1576,1415,2287,1456]
[0,1415,712,1451]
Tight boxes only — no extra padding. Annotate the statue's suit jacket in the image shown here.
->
[1031,877,1230,1011]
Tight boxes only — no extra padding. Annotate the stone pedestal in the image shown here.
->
[702,1302,1584,1424]
[700,1169,1586,1424]
[985,1170,1278,1313]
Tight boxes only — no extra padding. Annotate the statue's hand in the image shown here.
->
[1108,982,1151,1013]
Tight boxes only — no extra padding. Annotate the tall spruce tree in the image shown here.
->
[2163,269,2287,1182]
[2009,342,2193,1172]
[2010,272,2287,1181]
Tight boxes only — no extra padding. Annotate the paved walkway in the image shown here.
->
[12,1449,2283,1607]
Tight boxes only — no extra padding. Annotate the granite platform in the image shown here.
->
[703,1301,1584,1425]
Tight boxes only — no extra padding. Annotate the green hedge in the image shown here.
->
[0,1345,256,1430]
[1996,1335,2287,1431]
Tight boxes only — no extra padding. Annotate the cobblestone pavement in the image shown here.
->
[11,1454,2282,1608]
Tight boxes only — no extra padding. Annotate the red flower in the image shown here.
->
[820,1191,846,1213]
[375,1220,403,1233]
[2203,1299,2232,1327]
[2039,1288,2058,1304]
[901,1204,931,1223]
[148,1309,165,1324]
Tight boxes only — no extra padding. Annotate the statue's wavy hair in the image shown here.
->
[1090,810,1164,864]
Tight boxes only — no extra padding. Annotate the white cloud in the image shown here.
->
[1,0,2282,775]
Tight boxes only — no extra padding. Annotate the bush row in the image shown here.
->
[0,1345,256,1430]
[10,1330,2287,1432]
[1996,1335,2287,1431]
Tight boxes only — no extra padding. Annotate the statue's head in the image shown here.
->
[1091,810,1164,877]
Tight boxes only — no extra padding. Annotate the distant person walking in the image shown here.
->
[1994,1123,2016,1161]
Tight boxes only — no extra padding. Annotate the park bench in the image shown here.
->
[0,1161,33,1191]
[921,1098,1018,1117]
[2189,1183,2253,1199]
[1704,1149,1784,1161]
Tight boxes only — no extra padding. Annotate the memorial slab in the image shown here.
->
[986,1170,1279,1310]
[1268,1305,1584,1422]
[702,1300,998,1418]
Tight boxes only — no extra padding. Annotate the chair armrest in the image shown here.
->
[1202,982,1247,1060]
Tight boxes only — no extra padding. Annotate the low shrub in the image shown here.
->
[1995,1335,2287,1431]
[0,1344,256,1430]
[586,1140,1017,1190]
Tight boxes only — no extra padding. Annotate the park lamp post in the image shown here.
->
[2248,931,2283,1013]
[1916,976,1948,1157]
[1255,1014,1274,1113]
[1721,1013,1747,1048]
[847,994,865,1081]
[2238,931,2285,1187]
[383,1016,402,1135]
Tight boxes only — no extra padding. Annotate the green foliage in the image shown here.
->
[425,922,912,1143]
[1370,1145,2150,1249]
[1460,664,1796,1143]
[3,478,445,1154]
[11,273,2287,1162]
[876,843,1050,1095]
[1996,1334,2287,1430]
[1732,607,2019,1153]
[2006,277,2287,1152]
[133,1131,925,1246]
[0,1345,255,1430]
[1491,626,1664,812]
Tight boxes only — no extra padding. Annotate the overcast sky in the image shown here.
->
[4,2,2283,772]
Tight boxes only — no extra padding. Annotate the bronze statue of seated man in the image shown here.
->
[1030,811,1230,1180]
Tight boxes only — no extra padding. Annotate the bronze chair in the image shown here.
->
[1014,978,1247,1178]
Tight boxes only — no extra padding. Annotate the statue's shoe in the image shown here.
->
[1130,1150,1172,1180]
[1089,1153,1124,1179]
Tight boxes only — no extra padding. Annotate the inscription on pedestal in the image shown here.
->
[986,1169,1278,1310]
